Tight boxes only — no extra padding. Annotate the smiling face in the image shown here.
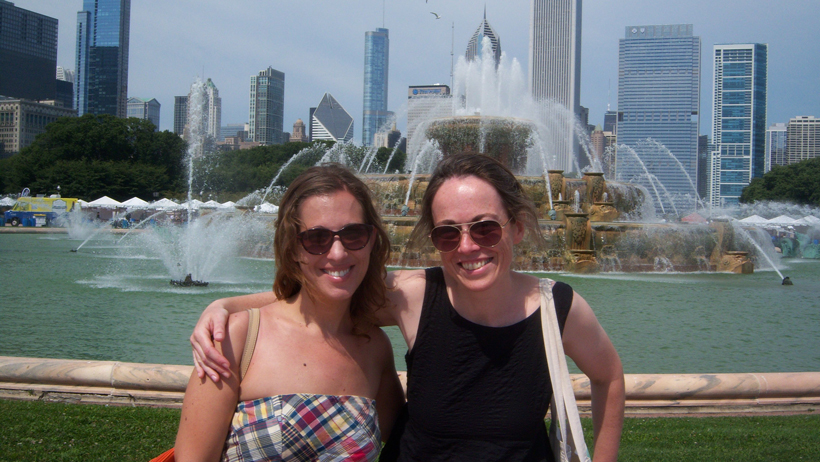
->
[296,190,373,307]
[431,175,525,293]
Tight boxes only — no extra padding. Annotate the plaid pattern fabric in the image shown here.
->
[222,393,380,462]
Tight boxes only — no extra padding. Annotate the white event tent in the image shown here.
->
[0,196,16,206]
[767,215,797,226]
[87,196,122,208]
[121,197,150,208]
[150,198,180,209]
[738,215,769,224]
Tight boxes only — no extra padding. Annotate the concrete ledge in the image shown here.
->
[2,356,819,415]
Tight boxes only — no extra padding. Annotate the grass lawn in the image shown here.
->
[1,399,818,461]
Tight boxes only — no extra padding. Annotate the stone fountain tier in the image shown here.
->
[382,216,755,274]
[425,116,533,174]
[364,174,650,223]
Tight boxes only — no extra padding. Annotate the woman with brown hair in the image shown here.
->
[173,164,404,461]
[192,154,624,461]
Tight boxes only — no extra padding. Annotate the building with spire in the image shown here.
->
[75,0,131,117]
[362,28,391,146]
[311,93,354,142]
[466,8,501,66]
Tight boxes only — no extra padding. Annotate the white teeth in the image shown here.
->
[461,259,490,271]
[326,268,351,277]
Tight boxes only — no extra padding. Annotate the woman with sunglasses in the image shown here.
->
[191,154,624,461]
[173,164,404,461]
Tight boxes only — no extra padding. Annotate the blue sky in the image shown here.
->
[13,0,820,141]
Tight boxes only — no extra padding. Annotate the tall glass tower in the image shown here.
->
[362,28,390,146]
[528,0,582,170]
[0,1,58,102]
[75,0,131,117]
[617,24,701,213]
[249,67,285,145]
[709,43,767,207]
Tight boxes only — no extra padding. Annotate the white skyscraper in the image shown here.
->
[204,78,222,141]
[528,0,582,170]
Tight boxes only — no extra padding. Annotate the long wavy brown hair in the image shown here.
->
[273,163,389,334]
[407,153,543,251]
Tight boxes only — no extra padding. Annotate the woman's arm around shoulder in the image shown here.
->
[382,269,427,350]
[175,310,250,462]
[369,327,405,442]
[562,291,625,462]
[191,292,277,381]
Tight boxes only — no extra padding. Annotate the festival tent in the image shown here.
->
[220,201,236,209]
[681,212,707,223]
[121,197,150,208]
[180,199,204,209]
[151,198,180,209]
[767,215,797,226]
[88,196,122,208]
[201,200,222,209]
[256,202,279,213]
[77,199,89,207]
[739,215,769,224]
[794,216,820,226]
[0,196,15,206]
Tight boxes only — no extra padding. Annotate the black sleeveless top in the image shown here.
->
[381,267,573,462]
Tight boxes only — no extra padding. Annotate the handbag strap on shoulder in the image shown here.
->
[240,308,261,381]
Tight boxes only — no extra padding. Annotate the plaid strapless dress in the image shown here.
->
[222,393,380,462]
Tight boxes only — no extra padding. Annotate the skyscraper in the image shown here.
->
[249,67,285,145]
[173,96,188,136]
[0,1,58,102]
[406,85,451,154]
[786,116,820,164]
[203,78,222,140]
[75,0,131,118]
[617,24,701,212]
[126,97,160,129]
[708,43,767,207]
[311,93,354,142]
[362,28,390,146]
[466,8,501,66]
[765,122,787,170]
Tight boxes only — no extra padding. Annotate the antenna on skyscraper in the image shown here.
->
[450,21,454,89]
[607,79,611,111]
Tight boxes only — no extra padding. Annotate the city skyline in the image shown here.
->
[9,0,820,144]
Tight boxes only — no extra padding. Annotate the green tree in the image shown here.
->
[3,114,186,200]
[740,157,820,205]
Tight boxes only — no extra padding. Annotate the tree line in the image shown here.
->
[0,114,406,202]
[740,156,820,206]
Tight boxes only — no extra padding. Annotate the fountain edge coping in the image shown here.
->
[1,356,819,415]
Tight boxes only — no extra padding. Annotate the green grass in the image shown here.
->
[2,399,819,461]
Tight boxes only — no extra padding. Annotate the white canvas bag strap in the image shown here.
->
[539,278,591,462]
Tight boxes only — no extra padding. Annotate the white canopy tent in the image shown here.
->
[256,202,279,213]
[179,199,204,209]
[150,198,180,209]
[87,196,122,208]
[767,215,797,226]
[220,201,236,209]
[201,200,222,209]
[738,215,769,224]
[121,197,150,208]
[0,196,16,206]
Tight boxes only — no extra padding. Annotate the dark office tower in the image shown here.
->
[465,8,501,66]
[0,1,58,101]
[362,28,390,146]
[697,134,709,200]
[249,67,285,145]
[173,96,188,136]
[75,0,131,117]
[603,110,617,134]
[617,24,701,212]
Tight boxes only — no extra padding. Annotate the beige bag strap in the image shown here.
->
[539,278,591,462]
[239,308,261,381]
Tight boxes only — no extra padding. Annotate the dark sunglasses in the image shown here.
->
[429,217,513,252]
[297,223,374,255]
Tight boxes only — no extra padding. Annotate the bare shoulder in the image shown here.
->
[222,309,252,367]
[360,325,395,363]
[387,268,426,292]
